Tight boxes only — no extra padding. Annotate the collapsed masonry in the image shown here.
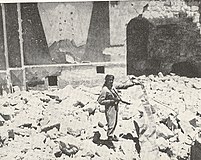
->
[126,1,201,77]
[0,73,201,160]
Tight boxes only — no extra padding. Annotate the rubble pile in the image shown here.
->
[0,73,201,160]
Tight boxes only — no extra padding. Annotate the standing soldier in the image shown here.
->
[97,74,140,141]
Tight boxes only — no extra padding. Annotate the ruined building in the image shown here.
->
[0,0,201,91]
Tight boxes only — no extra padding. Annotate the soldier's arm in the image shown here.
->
[97,88,115,105]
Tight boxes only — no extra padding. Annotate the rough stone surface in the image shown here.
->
[0,75,201,159]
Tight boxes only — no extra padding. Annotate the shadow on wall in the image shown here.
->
[171,61,199,78]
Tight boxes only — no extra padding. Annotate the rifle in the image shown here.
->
[112,88,132,105]
[120,99,132,105]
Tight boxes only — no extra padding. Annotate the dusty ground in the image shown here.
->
[0,73,201,160]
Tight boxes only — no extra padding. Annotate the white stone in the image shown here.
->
[157,123,175,139]
[159,152,171,160]
[191,6,199,12]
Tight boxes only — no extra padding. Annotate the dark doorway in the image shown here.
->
[127,17,150,75]
[171,61,199,78]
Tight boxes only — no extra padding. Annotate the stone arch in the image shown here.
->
[126,16,150,75]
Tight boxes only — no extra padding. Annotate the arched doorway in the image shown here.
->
[127,17,150,75]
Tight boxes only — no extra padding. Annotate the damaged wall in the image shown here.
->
[109,0,201,77]
[37,1,201,77]
[38,2,92,47]
[25,63,126,89]
[38,2,110,63]
[2,1,201,90]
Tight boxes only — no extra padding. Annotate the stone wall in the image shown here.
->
[25,62,127,89]
[109,0,201,77]
[38,0,201,76]
[2,1,201,90]
[38,2,92,47]
[110,0,200,45]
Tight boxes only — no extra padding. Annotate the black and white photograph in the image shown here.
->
[0,0,201,159]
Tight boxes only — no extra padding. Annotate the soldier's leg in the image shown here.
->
[105,105,118,137]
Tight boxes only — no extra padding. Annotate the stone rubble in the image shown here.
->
[0,74,201,159]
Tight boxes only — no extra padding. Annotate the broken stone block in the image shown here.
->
[46,93,59,100]
[31,133,46,150]
[158,152,171,160]
[92,131,101,145]
[0,107,14,121]
[2,101,9,107]
[10,111,37,129]
[81,151,95,159]
[18,123,32,129]
[73,88,92,105]
[83,102,97,116]
[0,135,6,147]
[14,127,31,137]
[168,115,178,128]
[73,101,85,108]
[176,143,191,160]
[53,85,74,100]
[59,141,79,157]
[122,113,132,120]
[177,129,192,145]
[47,127,58,139]
[178,119,195,138]
[148,74,155,81]
[78,85,101,96]
[36,116,50,126]
[13,86,21,93]
[8,129,14,140]
[40,123,60,133]
[9,99,19,106]
[40,97,50,103]
[156,137,169,151]
[160,114,179,131]
[52,141,62,157]
[0,115,5,126]
[66,127,82,137]
[169,135,178,143]
[158,72,164,78]
[43,138,58,157]
[54,151,62,158]
[0,114,11,121]
[191,6,199,12]
[98,122,104,128]
[157,123,175,139]
[189,117,201,128]
[178,110,195,122]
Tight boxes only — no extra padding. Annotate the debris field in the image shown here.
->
[0,73,201,160]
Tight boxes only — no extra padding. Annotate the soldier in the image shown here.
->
[97,74,139,141]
